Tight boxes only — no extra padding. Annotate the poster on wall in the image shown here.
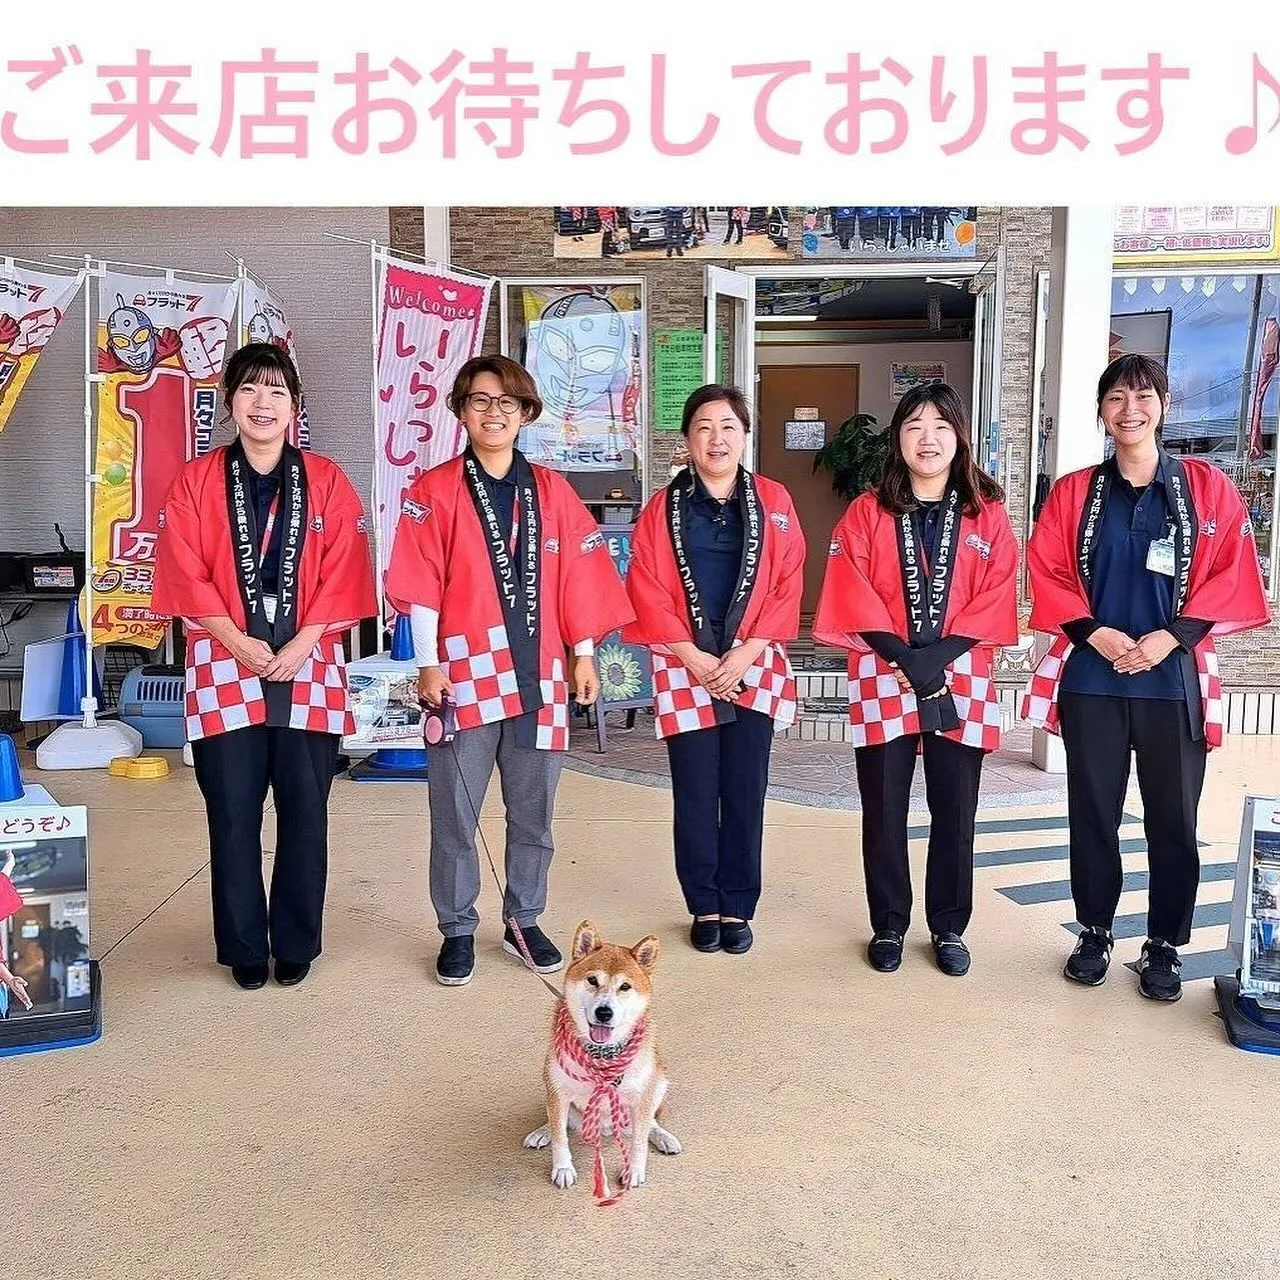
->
[373,256,494,612]
[595,525,653,712]
[802,207,978,259]
[90,269,239,649]
[1228,796,1280,999]
[0,262,85,435]
[653,329,728,431]
[553,207,789,260]
[890,362,947,400]
[1114,206,1280,263]
[239,274,310,449]
[514,283,644,473]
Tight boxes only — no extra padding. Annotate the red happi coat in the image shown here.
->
[1022,455,1270,749]
[813,490,1019,751]
[151,447,377,742]
[0,871,20,924]
[623,470,806,738]
[384,454,634,751]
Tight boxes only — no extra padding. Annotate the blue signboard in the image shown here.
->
[595,525,653,711]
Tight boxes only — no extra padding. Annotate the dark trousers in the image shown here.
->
[854,733,985,935]
[664,707,774,919]
[1059,692,1207,946]
[191,725,339,967]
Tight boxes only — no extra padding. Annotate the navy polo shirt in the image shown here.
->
[913,498,943,567]
[248,461,283,595]
[1061,458,1184,700]
[685,472,743,650]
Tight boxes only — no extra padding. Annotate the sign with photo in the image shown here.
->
[891,362,948,399]
[1229,795,1280,998]
[553,208,790,261]
[802,207,978,259]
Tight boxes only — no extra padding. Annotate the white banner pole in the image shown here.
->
[369,239,386,653]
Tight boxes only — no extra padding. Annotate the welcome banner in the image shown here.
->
[0,262,85,434]
[373,256,493,611]
[240,275,311,450]
[90,269,238,648]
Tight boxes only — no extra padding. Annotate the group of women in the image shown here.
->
[150,341,1269,1007]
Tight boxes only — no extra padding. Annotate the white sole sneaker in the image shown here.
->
[503,939,564,974]
[436,968,473,987]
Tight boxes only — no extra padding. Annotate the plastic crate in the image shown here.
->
[117,664,186,749]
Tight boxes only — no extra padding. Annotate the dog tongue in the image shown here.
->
[589,1023,613,1045]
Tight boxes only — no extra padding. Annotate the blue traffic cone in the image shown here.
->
[0,733,24,803]
[390,612,415,661]
[55,599,103,719]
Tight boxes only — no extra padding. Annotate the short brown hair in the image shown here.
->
[447,354,542,421]
[680,383,752,435]
[221,342,302,422]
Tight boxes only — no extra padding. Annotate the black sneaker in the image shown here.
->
[1064,925,1113,986]
[867,930,904,972]
[931,932,971,977]
[503,924,564,974]
[1137,938,1182,1002]
[436,936,475,987]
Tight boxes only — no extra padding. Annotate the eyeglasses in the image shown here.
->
[464,392,524,415]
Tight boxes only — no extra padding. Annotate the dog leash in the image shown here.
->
[449,740,564,1003]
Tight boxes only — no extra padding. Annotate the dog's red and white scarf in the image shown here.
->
[552,1002,650,1207]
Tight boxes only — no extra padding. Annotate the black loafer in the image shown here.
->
[689,919,721,952]
[437,935,476,986]
[232,964,268,990]
[274,960,311,987]
[931,932,971,977]
[720,920,753,954]
[867,931,904,972]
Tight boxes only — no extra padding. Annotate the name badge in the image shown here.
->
[263,594,278,623]
[1146,538,1175,577]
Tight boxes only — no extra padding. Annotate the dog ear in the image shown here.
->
[571,920,601,961]
[630,934,660,972]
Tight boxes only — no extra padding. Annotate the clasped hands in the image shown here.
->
[231,632,312,683]
[686,646,756,701]
[1088,626,1179,674]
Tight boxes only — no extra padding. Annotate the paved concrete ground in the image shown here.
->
[5,730,1279,1279]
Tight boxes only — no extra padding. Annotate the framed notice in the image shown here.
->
[784,420,826,450]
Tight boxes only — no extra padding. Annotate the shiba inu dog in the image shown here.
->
[523,920,682,1198]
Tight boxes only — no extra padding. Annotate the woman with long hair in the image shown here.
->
[814,382,1018,976]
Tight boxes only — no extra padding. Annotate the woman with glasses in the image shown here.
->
[385,355,634,988]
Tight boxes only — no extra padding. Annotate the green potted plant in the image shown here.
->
[812,411,888,501]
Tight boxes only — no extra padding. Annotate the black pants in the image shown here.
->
[854,733,985,935]
[1059,693,1207,946]
[723,217,744,245]
[191,725,339,967]
[664,707,774,919]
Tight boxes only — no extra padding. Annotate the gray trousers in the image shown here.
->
[427,718,565,937]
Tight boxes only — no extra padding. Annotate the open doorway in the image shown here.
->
[752,273,980,626]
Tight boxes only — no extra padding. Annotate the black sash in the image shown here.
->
[463,448,544,743]
[895,486,961,646]
[667,465,763,725]
[1076,448,1203,732]
[225,439,306,652]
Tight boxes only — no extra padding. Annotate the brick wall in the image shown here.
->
[415,207,1280,689]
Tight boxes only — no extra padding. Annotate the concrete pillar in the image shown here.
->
[424,207,451,261]
[1031,206,1115,773]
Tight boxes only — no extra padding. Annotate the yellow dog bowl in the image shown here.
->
[108,756,171,780]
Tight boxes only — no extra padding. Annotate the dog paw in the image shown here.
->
[523,1125,550,1150]
[649,1125,683,1155]
[551,1163,577,1189]
[626,1167,647,1189]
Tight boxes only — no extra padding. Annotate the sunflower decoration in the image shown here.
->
[597,641,644,703]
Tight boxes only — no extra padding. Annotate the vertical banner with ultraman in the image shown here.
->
[373,254,494,619]
[238,272,310,450]
[0,261,85,434]
[90,269,238,648]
